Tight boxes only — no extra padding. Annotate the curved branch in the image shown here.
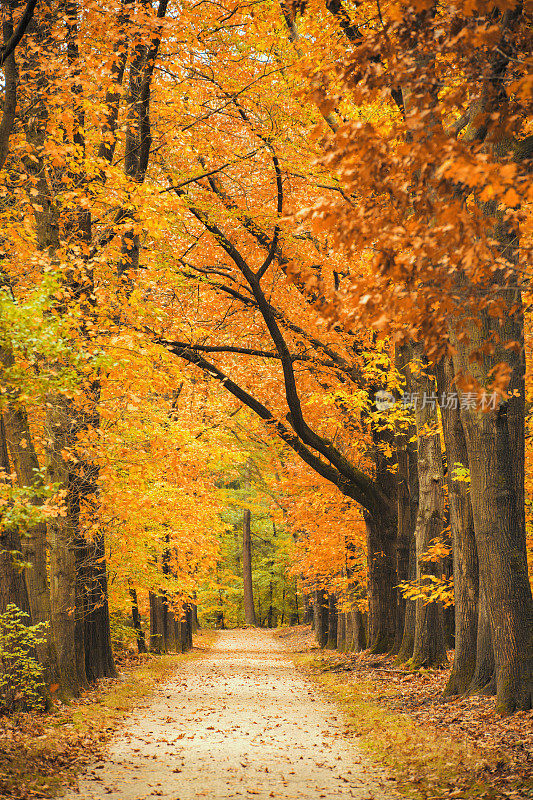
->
[256,152,283,280]
[0,18,17,171]
[158,339,341,369]
[171,190,390,512]
[0,0,37,66]
[159,341,387,516]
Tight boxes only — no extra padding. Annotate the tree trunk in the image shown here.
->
[186,605,193,649]
[396,525,417,664]
[267,575,274,628]
[327,593,338,649]
[191,601,199,633]
[178,606,193,652]
[47,404,87,694]
[344,609,354,651]
[467,587,495,696]
[129,586,147,653]
[242,509,256,626]
[149,591,166,653]
[365,512,398,653]
[439,358,479,696]
[0,412,25,608]
[313,589,328,648]
[81,532,117,681]
[303,593,313,625]
[0,416,32,617]
[451,309,532,712]
[406,355,447,670]
[350,609,367,652]
[337,610,346,651]
[1,354,61,687]
[364,402,399,653]
[166,606,178,653]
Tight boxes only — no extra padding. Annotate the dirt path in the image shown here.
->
[64,629,397,800]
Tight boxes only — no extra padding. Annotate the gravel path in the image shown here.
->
[65,629,397,800]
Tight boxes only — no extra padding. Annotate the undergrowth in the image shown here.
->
[295,653,531,800]
[0,631,216,800]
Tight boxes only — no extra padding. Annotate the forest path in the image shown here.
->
[64,629,397,800]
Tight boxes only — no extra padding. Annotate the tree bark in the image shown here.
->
[351,609,367,652]
[313,589,329,648]
[0,416,32,617]
[336,610,346,651]
[81,532,117,681]
[327,593,338,649]
[0,351,61,687]
[450,306,533,712]
[405,355,447,669]
[242,509,256,626]
[149,591,166,653]
[46,403,88,694]
[439,358,479,696]
[392,345,419,656]
[467,587,495,696]
[365,513,398,653]
[129,585,147,653]
[303,593,313,625]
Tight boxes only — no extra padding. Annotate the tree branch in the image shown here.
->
[158,341,387,515]
[0,0,37,66]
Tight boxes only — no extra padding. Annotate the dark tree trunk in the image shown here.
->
[396,528,417,664]
[303,593,313,625]
[392,344,418,656]
[0,415,31,616]
[129,586,147,653]
[242,509,256,626]
[187,605,193,649]
[451,315,532,712]
[149,591,166,653]
[216,585,225,629]
[1,398,61,687]
[337,610,346,651]
[467,588,495,696]
[344,609,354,651]
[438,358,479,695]
[327,593,338,649]
[166,605,178,653]
[292,578,299,624]
[0,529,31,616]
[82,533,117,682]
[407,355,447,670]
[393,433,411,656]
[352,609,367,652]
[365,513,398,653]
[364,401,399,654]
[178,606,193,652]
[313,589,328,648]
[191,601,199,633]
[268,576,274,628]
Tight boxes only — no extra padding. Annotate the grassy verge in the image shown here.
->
[0,631,217,800]
[295,653,530,800]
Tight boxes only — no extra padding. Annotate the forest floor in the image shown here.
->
[1,628,532,800]
[281,626,533,800]
[58,627,397,800]
[0,642,208,800]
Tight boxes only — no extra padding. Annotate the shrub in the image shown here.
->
[0,604,47,714]
[109,612,137,651]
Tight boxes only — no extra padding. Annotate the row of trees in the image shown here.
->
[0,0,531,716]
